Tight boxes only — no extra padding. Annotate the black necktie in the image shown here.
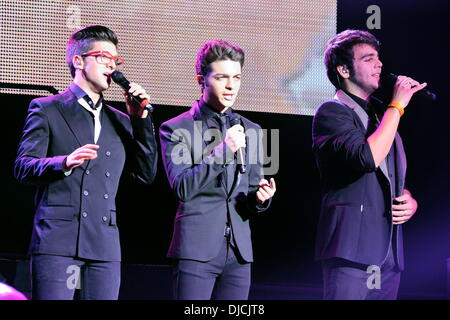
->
[216,114,237,247]
[216,114,235,193]
[216,114,227,137]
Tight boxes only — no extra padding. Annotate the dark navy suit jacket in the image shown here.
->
[312,90,406,270]
[159,101,270,263]
[14,84,157,261]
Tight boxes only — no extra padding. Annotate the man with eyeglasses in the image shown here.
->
[14,25,158,300]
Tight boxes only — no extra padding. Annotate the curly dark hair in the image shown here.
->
[324,29,380,89]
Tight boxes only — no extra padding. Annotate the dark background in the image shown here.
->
[1,0,449,299]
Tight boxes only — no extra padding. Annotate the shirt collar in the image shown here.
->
[199,97,232,118]
[69,82,104,110]
[342,89,370,113]
[342,89,386,122]
[198,98,234,130]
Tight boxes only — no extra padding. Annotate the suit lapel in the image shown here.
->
[190,102,229,195]
[55,90,94,170]
[56,90,94,147]
[394,133,407,196]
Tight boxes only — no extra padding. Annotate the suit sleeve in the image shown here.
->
[245,124,272,213]
[312,101,376,173]
[14,100,67,185]
[159,121,234,202]
[124,115,158,184]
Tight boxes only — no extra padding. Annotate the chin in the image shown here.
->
[98,82,110,92]
[222,100,235,108]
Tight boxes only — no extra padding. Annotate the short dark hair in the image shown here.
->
[324,29,380,89]
[195,40,245,76]
[66,25,118,78]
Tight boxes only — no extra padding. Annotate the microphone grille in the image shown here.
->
[111,71,128,86]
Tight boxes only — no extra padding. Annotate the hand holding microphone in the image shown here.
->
[227,114,246,174]
[390,75,428,109]
[386,73,436,101]
[111,71,154,116]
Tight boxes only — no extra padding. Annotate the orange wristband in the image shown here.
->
[388,102,404,117]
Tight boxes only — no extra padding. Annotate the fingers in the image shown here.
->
[392,75,426,108]
[121,90,130,100]
[411,82,427,93]
[128,82,150,101]
[73,144,99,157]
[256,190,268,203]
[392,209,414,225]
[257,177,276,204]
[65,144,99,169]
[72,151,98,161]
[225,125,246,152]
[256,187,274,203]
[82,144,100,150]
[259,178,276,190]
[392,200,415,212]
[269,178,276,190]
[391,190,417,224]
[124,83,150,118]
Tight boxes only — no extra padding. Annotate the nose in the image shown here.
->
[376,57,383,69]
[106,59,116,70]
[225,78,233,90]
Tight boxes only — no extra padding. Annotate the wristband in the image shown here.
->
[388,102,404,116]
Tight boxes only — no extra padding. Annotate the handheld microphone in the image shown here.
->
[111,71,154,112]
[385,73,436,101]
[228,113,246,174]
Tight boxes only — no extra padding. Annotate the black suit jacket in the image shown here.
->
[14,86,157,261]
[159,101,270,263]
[312,90,406,269]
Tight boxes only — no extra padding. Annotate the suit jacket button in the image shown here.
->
[105,172,110,177]
[82,212,88,218]
[83,190,89,196]
[106,151,111,157]
[102,216,107,222]
[85,169,90,175]
[104,194,109,199]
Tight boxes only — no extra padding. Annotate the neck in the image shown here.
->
[74,77,101,104]
[343,83,372,102]
[219,106,229,114]
[200,96,229,114]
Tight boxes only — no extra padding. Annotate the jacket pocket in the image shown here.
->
[109,210,117,226]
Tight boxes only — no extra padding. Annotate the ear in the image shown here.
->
[337,65,349,79]
[196,74,205,88]
[73,55,84,71]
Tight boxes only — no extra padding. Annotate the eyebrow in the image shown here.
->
[213,73,241,77]
[359,53,378,60]
[215,73,241,77]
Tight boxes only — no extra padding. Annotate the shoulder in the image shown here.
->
[313,99,357,128]
[315,99,353,117]
[27,90,75,117]
[105,104,130,120]
[160,109,193,130]
[29,89,73,109]
[239,114,262,130]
